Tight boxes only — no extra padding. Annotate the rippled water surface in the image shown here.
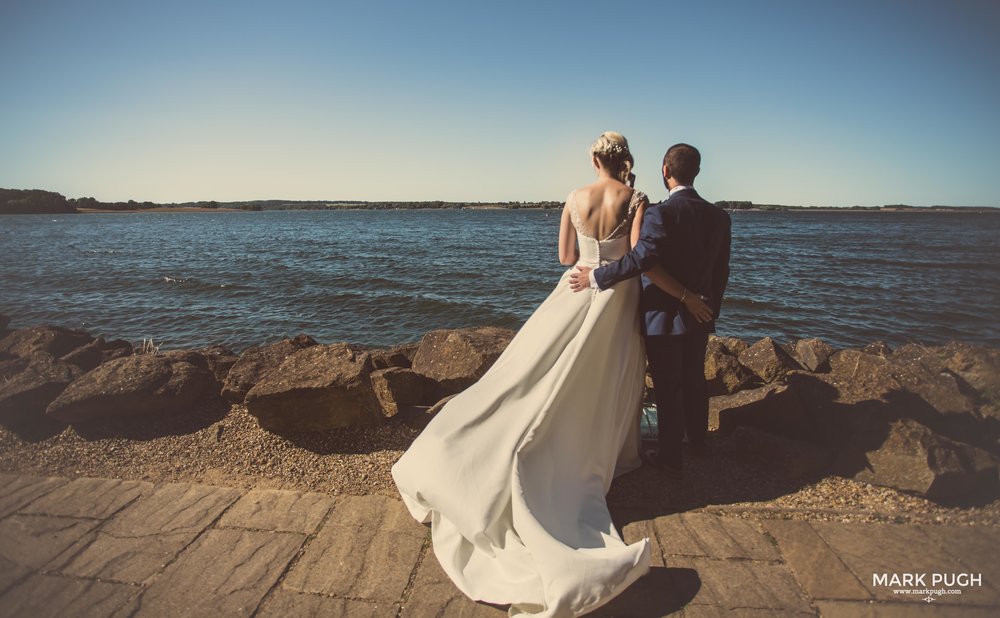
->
[1,209,997,351]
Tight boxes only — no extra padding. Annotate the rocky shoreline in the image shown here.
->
[1,314,999,523]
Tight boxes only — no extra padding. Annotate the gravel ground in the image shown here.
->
[2,401,998,526]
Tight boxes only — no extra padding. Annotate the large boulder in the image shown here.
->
[863,340,893,358]
[704,338,757,396]
[61,337,133,372]
[826,349,900,396]
[709,382,817,442]
[370,343,420,370]
[738,337,802,383]
[46,354,212,423]
[826,347,992,451]
[411,327,515,394]
[937,341,1000,403]
[164,345,239,389]
[370,367,434,417]
[725,426,833,478]
[845,418,998,505]
[0,356,29,380]
[715,335,749,356]
[245,343,382,432]
[792,338,835,373]
[887,345,979,418]
[936,341,1000,423]
[0,325,94,360]
[221,334,317,402]
[0,353,80,424]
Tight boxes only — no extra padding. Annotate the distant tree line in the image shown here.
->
[72,197,158,211]
[0,189,76,214]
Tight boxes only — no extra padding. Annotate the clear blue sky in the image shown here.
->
[2,0,998,206]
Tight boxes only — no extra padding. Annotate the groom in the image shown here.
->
[569,143,731,477]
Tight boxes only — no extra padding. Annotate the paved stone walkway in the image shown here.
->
[0,473,998,617]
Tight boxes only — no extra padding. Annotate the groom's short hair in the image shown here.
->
[663,144,701,185]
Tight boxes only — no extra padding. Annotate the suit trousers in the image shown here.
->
[644,331,710,469]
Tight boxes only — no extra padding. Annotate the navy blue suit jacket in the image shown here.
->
[593,188,731,336]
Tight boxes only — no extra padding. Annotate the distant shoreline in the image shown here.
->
[77,206,244,213]
[2,188,998,215]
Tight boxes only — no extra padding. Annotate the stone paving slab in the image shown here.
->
[58,482,242,583]
[810,521,996,607]
[256,590,395,617]
[19,478,151,519]
[217,488,334,534]
[763,518,871,601]
[399,547,505,617]
[283,494,427,603]
[0,554,30,597]
[654,513,779,561]
[667,555,814,614]
[0,573,140,618]
[0,514,99,570]
[0,475,68,519]
[134,528,305,616]
[918,524,1000,597]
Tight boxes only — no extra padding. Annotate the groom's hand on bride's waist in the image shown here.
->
[569,266,596,292]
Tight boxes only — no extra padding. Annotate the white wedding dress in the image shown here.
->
[392,190,651,617]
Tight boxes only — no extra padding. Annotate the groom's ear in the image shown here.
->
[662,163,670,180]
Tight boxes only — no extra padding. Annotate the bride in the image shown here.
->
[392,132,702,616]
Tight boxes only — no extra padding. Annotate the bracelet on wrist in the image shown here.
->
[680,289,688,303]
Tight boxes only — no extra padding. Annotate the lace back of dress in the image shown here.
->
[569,190,645,265]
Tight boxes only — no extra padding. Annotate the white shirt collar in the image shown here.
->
[669,185,691,196]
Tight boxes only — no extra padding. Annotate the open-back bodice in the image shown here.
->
[569,189,646,267]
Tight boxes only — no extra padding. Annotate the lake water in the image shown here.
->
[1,209,998,351]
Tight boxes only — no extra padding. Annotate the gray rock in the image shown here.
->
[221,334,317,402]
[827,347,988,450]
[937,341,1000,423]
[411,327,515,394]
[710,382,817,442]
[0,356,30,381]
[726,426,833,478]
[163,345,238,389]
[862,340,892,357]
[738,337,802,383]
[46,354,211,423]
[792,338,835,373]
[370,342,420,370]
[705,338,757,395]
[0,353,80,425]
[370,367,434,417]
[0,325,94,360]
[717,335,749,356]
[846,418,998,505]
[61,337,133,372]
[245,343,382,432]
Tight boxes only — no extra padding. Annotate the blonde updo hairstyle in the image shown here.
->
[589,131,633,184]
